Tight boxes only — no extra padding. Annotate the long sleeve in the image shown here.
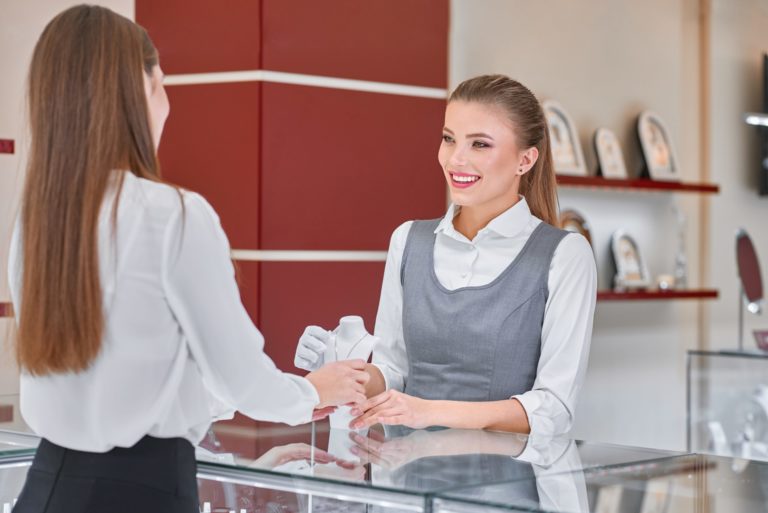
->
[161,193,319,425]
[371,221,413,392]
[512,233,597,436]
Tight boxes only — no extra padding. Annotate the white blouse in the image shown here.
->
[8,172,319,452]
[372,198,597,436]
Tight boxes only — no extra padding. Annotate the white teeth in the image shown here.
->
[453,175,479,183]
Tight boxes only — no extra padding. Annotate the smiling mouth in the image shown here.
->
[449,172,481,186]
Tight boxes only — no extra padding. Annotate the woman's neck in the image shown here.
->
[453,195,521,241]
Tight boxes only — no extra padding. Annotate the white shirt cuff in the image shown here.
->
[371,363,404,392]
[513,392,548,436]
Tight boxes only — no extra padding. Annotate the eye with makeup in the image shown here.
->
[442,134,454,144]
[472,140,491,149]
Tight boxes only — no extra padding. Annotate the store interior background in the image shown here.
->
[1,0,767,452]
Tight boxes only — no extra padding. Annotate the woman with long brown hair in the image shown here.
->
[8,5,367,512]
[296,75,597,436]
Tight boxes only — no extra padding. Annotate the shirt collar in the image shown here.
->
[434,197,533,239]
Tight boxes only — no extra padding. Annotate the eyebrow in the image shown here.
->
[467,132,494,139]
[442,127,494,140]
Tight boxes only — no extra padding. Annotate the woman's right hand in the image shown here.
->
[306,359,369,408]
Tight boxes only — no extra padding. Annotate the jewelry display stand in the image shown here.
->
[323,316,379,430]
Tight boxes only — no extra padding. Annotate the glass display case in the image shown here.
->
[192,419,678,513]
[1,391,767,512]
[433,453,768,512]
[687,350,768,462]
[0,408,678,513]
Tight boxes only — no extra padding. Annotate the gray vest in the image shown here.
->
[401,219,568,401]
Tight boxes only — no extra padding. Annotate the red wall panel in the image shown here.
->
[263,0,448,88]
[261,83,447,250]
[236,261,260,327]
[259,262,385,372]
[136,0,261,74]
[159,83,261,249]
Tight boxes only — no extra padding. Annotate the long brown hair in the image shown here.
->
[449,74,559,226]
[18,5,162,375]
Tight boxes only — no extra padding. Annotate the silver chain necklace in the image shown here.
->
[333,331,369,361]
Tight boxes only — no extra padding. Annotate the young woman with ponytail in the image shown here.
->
[296,75,597,436]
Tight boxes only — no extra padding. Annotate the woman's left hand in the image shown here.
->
[349,390,434,429]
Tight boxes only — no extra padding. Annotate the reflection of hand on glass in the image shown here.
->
[349,428,425,469]
[350,427,529,470]
[251,443,338,469]
[252,442,367,481]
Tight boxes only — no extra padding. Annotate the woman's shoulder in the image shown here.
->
[551,230,596,273]
[126,173,212,217]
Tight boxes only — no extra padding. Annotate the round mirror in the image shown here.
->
[736,229,763,314]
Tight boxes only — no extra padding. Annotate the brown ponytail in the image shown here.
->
[449,75,559,226]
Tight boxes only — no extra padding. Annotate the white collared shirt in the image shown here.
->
[372,198,596,436]
[8,172,319,452]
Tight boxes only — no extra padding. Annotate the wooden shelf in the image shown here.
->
[0,302,12,318]
[557,175,719,194]
[597,289,719,301]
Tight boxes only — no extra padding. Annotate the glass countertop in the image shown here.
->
[193,414,681,503]
[12,395,764,512]
[434,453,768,512]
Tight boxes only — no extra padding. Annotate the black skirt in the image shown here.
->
[13,436,199,513]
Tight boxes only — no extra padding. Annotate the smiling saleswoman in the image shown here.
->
[296,75,597,436]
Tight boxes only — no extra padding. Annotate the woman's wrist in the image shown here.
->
[364,363,387,397]
[421,398,443,427]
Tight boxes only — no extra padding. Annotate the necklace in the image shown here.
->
[333,331,369,361]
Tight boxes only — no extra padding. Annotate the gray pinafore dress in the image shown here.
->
[400,219,568,401]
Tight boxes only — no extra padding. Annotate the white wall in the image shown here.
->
[451,0,704,450]
[0,0,134,396]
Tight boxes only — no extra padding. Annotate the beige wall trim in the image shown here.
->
[163,70,448,99]
[231,249,387,262]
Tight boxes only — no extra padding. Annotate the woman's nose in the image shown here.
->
[448,145,468,167]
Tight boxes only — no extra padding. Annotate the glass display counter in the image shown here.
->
[434,453,768,512]
[0,405,680,513]
[687,350,768,462]
[0,391,766,512]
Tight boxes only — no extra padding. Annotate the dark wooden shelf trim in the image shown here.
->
[557,175,719,194]
[597,289,719,301]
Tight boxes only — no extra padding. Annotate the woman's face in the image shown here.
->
[143,64,169,150]
[438,100,536,209]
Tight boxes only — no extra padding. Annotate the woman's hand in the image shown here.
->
[306,359,369,408]
[348,389,434,429]
[312,405,337,421]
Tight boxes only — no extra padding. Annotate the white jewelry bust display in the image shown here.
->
[324,315,379,365]
[324,316,379,431]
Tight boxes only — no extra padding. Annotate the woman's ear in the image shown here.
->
[516,146,540,176]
